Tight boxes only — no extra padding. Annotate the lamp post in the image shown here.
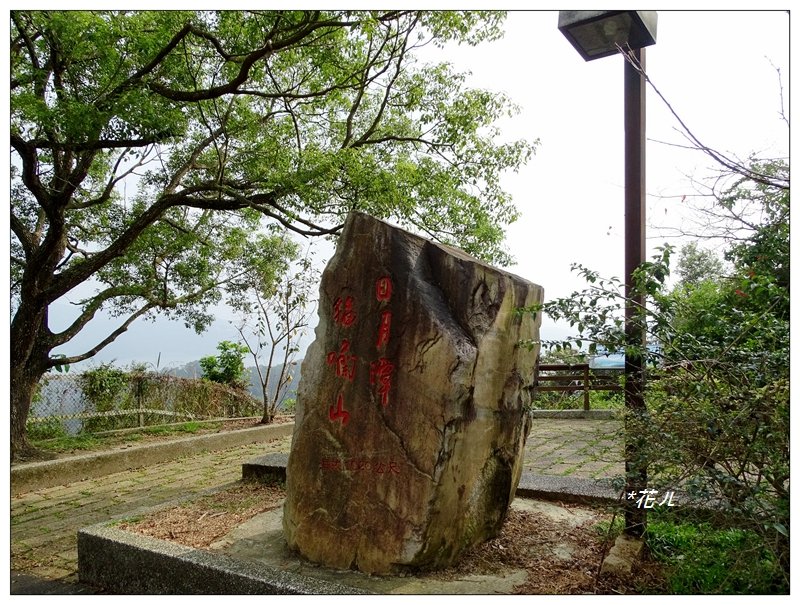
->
[558,10,657,537]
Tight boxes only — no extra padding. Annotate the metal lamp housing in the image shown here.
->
[558,11,658,61]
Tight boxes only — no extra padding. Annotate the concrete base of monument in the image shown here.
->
[78,498,548,594]
[77,455,623,595]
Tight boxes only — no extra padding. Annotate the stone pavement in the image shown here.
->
[9,418,623,593]
[525,418,623,479]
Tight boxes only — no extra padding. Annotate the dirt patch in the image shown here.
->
[121,482,665,594]
[120,482,285,549]
[423,501,664,594]
[13,446,59,463]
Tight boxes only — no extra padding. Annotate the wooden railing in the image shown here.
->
[533,363,622,411]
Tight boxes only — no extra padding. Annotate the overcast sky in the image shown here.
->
[12,9,791,370]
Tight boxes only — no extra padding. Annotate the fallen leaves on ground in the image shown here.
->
[122,482,666,594]
[120,481,284,549]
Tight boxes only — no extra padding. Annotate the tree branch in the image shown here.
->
[620,46,789,191]
[10,212,35,260]
[10,134,50,209]
[26,135,174,152]
[49,286,140,347]
[353,16,416,147]
[145,14,349,103]
[49,302,158,367]
[68,147,150,210]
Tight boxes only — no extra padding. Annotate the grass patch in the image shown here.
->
[591,509,787,594]
[29,420,224,454]
[142,421,206,436]
[533,387,624,411]
[32,433,102,453]
[645,514,787,594]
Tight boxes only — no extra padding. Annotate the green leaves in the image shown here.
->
[13,10,532,274]
[199,340,250,386]
[420,11,506,46]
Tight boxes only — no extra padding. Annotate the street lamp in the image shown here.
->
[558,10,657,537]
[558,11,657,61]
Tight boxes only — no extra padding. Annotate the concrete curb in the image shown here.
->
[242,453,623,505]
[77,523,370,595]
[528,409,619,420]
[517,473,621,504]
[11,423,295,496]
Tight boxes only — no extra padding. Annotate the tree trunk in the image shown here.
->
[10,295,52,462]
[10,359,47,461]
[260,380,273,424]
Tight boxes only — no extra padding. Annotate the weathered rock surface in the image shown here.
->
[283,212,543,574]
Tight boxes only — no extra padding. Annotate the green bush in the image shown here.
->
[200,341,250,387]
[78,363,130,432]
[34,365,261,438]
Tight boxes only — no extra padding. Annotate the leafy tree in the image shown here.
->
[10,10,534,459]
[674,241,724,287]
[199,341,250,388]
[235,245,319,424]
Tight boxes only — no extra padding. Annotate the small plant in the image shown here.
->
[179,421,202,432]
[199,341,250,388]
[593,514,624,540]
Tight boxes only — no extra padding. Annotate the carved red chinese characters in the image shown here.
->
[375,276,393,301]
[369,358,394,407]
[328,393,350,425]
[332,295,356,327]
[375,310,392,349]
[326,339,356,382]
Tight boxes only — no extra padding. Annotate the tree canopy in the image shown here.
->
[9,10,535,459]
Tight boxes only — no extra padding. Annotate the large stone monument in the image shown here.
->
[283,212,543,574]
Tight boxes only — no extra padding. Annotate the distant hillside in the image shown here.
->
[163,359,302,405]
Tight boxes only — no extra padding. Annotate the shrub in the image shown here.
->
[199,341,250,388]
[78,363,130,432]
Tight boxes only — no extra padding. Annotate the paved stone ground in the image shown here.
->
[10,438,291,586]
[10,419,622,591]
[525,418,623,479]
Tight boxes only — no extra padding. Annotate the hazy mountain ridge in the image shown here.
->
[163,359,302,404]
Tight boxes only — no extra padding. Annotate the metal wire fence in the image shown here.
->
[28,371,262,438]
